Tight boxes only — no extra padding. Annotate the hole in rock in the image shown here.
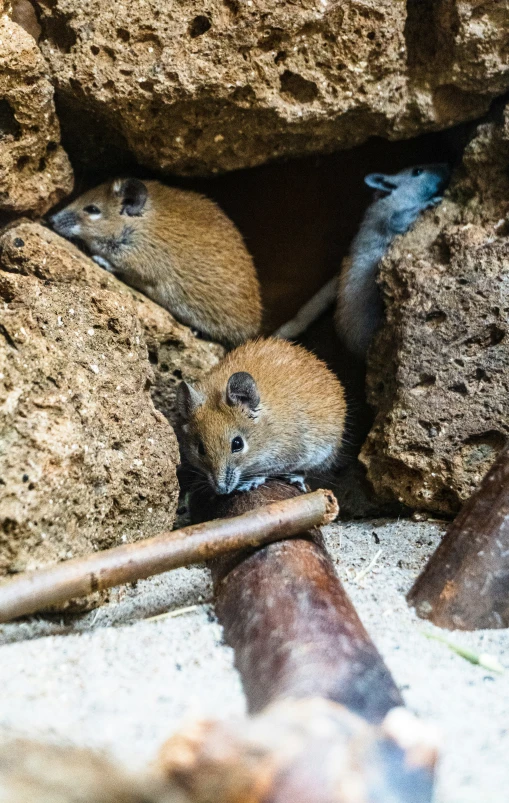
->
[419,421,441,438]
[116,28,130,42]
[259,31,285,51]
[42,11,77,52]
[232,86,256,103]
[189,15,212,38]
[148,348,158,365]
[474,367,489,381]
[425,310,447,326]
[488,324,505,346]
[414,374,437,390]
[449,382,468,395]
[0,100,21,140]
[280,70,319,103]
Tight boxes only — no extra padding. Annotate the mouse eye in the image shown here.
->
[231,436,244,453]
[197,439,206,456]
[83,204,101,215]
[412,168,424,177]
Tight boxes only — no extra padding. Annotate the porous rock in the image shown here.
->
[32,0,509,174]
[0,10,72,216]
[361,103,509,515]
[133,295,224,429]
[0,221,182,578]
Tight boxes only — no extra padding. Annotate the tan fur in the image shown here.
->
[180,338,346,493]
[51,180,262,347]
[12,0,42,40]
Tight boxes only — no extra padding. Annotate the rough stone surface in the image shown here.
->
[31,0,509,175]
[133,295,224,430]
[361,102,509,515]
[0,11,73,216]
[0,221,181,579]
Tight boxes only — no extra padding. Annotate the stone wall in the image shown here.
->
[0,222,221,579]
[28,0,509,174]
[0,9,72,216]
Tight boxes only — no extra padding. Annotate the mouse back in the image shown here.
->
[50,179,262,348]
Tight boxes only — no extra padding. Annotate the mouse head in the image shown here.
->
[364,163,450,208]
[49,178,149,259]
[177,372,267,495]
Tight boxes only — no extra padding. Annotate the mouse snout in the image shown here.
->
[50,209,80,236]
[213,480,231,495]
[210,465,239,495]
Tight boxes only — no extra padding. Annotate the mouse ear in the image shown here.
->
[113,178,148,217]
[226,372,260,412]
[364,173,398,193]
[177,381,204,420]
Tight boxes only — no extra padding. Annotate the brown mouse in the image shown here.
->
[50,178,262,348]
[177,337,346,495]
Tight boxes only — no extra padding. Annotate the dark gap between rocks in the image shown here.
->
[52,117,475,515]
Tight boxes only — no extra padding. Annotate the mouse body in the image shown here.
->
[275,163,450,356]
[50,178,262,348]
[337,163,450,357]
[177,337,346,495]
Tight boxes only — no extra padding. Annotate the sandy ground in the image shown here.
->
[0,518,508,803]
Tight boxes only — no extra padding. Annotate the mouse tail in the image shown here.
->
[273,276,339,340]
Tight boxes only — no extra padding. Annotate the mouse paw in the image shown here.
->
[287,474,307,492]
[92,255,115,273]
[237,476,267,492]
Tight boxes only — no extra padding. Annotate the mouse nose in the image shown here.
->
[211,467,238,495]
[49,210,78,234]
[208,471,229,495]
[213,479,236,495]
